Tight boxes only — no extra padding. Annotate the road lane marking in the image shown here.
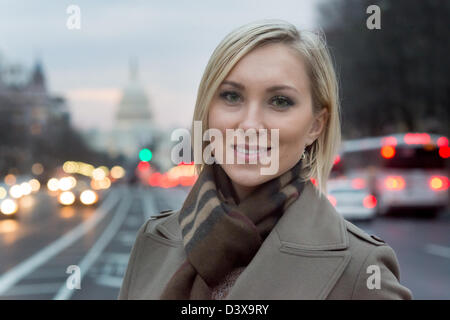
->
[53,190,133,300]
[95,274,124,288]
[116,231,138,246]
[424,244,450,259]
[19,268,70,280]
[0,187,123,295]
[1,282,63,296]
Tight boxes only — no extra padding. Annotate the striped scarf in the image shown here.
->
[160,158,306,299]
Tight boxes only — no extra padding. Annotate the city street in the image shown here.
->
[0,185,189,300]
[0,185,448,300]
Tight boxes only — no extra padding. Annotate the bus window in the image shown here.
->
[342,149,380,171]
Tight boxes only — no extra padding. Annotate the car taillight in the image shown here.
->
[363,195,377,209]
[439,146,450,159]
[327,195,337,207]
[351,178,366,189]
[429,176,449,191]
[385,176,405,190]
[381,145,395,159]
[333,155,341,165]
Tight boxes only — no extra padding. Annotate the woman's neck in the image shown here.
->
[230,181,257,203]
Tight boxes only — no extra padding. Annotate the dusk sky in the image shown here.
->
[1,0,321,132]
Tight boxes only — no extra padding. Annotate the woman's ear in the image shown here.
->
[305,108,328,146]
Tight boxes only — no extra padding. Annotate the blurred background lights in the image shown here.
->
[0,187,7,199]
[1,199,18,215]
[78,163,94,177]
[47,178,60,192]
[110,166,125,179]
[4,174,16,186]
[58,176,76,191]
[0,219,18,233]
[91,177,111,190]
[58,191,76,206]
[80,190,98,205]
[63,161,79,174]
[9,185,23,199]
[19,195,35,209]
[29,179,41,192]
[31,163,44,175]
[139,148,152,162]
[92,168,106,181]
[99,166,109,176]
[20,182,32,196]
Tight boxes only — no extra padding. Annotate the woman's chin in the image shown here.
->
[220,163,273,187]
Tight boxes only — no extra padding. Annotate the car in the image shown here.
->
[0,182,20,218]
[327,175,377,221]
[54,175,100,207]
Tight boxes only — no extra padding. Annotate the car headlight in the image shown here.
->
[20,182,32,196]
[9,185,23,199]
[1,198,18,215]
[58,176,77,191]
[58,191,76,206]
[47,178,60,192]
[80,190,98,205]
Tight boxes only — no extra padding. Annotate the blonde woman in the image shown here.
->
[119,19,412,300]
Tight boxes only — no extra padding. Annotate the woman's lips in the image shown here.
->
[232,144,272,162]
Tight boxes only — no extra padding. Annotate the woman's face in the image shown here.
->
[207,43,327,198]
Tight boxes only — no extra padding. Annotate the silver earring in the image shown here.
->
[301,149,306,160]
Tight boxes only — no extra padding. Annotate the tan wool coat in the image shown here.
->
[118,180,413,300]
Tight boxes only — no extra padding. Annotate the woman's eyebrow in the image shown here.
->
[221,80,299,93]
[221,80,245,90]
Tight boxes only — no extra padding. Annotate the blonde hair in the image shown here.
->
[191,19,341,196]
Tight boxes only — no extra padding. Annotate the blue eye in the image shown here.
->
[271,95,294,109]
[219,91,241,104]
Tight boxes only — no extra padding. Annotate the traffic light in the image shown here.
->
[139,148,152,162]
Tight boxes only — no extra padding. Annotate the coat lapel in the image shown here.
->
[156,180,351,300]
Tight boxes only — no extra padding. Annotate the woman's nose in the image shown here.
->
[237,103,265,131]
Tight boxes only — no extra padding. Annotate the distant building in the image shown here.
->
[0,52,70,174]
[82,59,175,172]
[109,59,158,159]
[0,54,70,131]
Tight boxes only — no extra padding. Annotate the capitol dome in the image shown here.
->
[115,59,152,121]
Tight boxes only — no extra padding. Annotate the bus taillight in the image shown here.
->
[436,136,448,147]
[439,146,450,159]
[381,145,395,159]
[404,133,431,145]
[363,194,377,209]
[385,176,405,190]
[429,176,449,191]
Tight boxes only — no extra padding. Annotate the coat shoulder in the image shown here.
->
[148,209,177,220]
[328,219,413,299]
[344,219,387,247]
[143,209,182,242]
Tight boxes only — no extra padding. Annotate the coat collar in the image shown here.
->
[156,180,351,299]
[274,179,349,250]
[157,180,349,250]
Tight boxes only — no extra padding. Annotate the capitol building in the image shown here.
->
[86,59,175,172]
[109,60,157,159]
